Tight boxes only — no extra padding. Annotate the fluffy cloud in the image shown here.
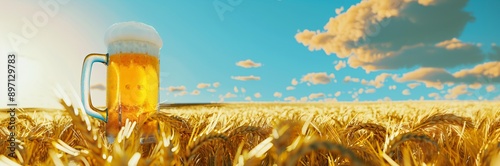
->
[334,91,341,97]
[300,97,308,102]
[343,76,360,83]
[207,89,216,93]
[254,92,262,98]
[379,97,392,101]
[407,83,421,89]
[469,83,482,90]
[301,72,335,85]
[274,92,282,98]
[234,86,239,93]
[309,93,325,100]
[365,88,376,94]
[296,0,485,73]
[224,92,237,98]
[335,61,347,71]
[389,85,397,90]
[245,96,252,101]
[363,73,392,88]
[168,86,186,92]
[231,75,261,81]
[241,88,246,93]
[486,85,496,92]
[90,84,106,91]
[213,82,220,88]
[358,88,364,94]
[402,89,411,96]
[191,90,200,95]
[291,78,298,86]
[428,92,440,100]
[286,86,295,91]
[284,96,296,102]
[398,62,500,89]
[197,83,211,89]
[335,6,344,15]
[444,84,469,99]
[236,59,262,68]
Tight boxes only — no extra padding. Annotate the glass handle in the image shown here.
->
[81,53,108,122]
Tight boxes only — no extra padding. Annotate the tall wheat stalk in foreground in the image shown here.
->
[0,91,500,165]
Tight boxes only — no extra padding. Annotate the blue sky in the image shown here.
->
[1,0,499,107]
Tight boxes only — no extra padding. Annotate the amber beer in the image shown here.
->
[106,52,159,138]
[81,22,162,143]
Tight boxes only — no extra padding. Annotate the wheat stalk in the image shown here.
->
[413,113,474,131]
[346,122,387,142]
[285,140,365,166]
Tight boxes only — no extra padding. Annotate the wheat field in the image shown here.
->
[1,100,500,165]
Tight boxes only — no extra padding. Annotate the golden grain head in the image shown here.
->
[0,98,499,165]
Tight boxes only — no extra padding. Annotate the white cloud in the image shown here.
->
[254,92,262,98]
[444,84,468,99]
[191,90,200,95]
[231,75,261,81]
[364,73,392,88]
[334,91,341,97]
[295,0,481,73]
[344,76,360,83]
[382,97,392,101]
[245,96,252,101]
[207,89,216,93]
[274,92,282,98]
[486,85,496,92]
[335,6,344,15]
[241,87,246,93]
[168,86,186,92]
[309,93,325,100]
[468,83,482,90]
[301,72,335,85]
[407,83,421,89]
[397,62,500,89]
[335,60,346,71]
[236,59,262,68]
[234,86,239,93]
[402,89,411,96]
[197,83,211,89]
[365,88,376,94]
[428,92,440,100]
[213,82,220,88]
[300,97,308,102]
[358,88,364,94]
[284,96,296,102]
[291,78,298,86]
[286,86,295,91]
[224,92,237,98]
[389,85,397,90]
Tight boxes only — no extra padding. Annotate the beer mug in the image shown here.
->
[80,22,162,143]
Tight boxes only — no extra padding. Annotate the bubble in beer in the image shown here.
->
[105,21,162,56]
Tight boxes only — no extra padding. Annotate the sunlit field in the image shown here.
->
[1,100,500,165]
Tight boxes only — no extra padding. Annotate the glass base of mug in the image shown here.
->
[106,135,157,144]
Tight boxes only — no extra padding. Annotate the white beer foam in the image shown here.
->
[105,22,162,56]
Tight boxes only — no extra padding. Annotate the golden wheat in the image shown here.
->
[0,99,499,165]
